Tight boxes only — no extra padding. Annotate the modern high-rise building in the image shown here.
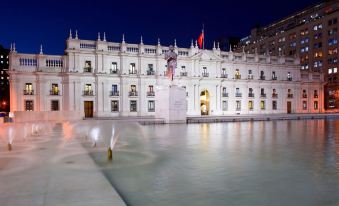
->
[238,0,338,110]
[7,32,324,119]
[0,44,10,112]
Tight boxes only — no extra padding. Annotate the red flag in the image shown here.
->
[198,31,204,49]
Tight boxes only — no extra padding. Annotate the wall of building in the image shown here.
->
[8,36,325,119]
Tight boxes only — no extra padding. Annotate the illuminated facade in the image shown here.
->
[8,32,325,118]
[0,45,10,112]
[238,0,338,110]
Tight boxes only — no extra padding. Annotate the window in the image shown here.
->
[148,100,155,112]
[328,28,337,36]
[51,84,59,95]
[302,90,307,98]
[25,100,34,111]
[222,100,228,111]
[147,64,154,75]
[235,69,241,79]
[24,83,33,95]
[272,101,277,110]
[202,67,208,77]
[314,33,322,39]
[129,63,136,74]
[248,70,253,79]
[130,85,136,92]
[236,100,241,111]
[51,100,59,111]
[314,90,318,98]
[111,84,118,96]
[314,101,318,110]
[130,100,137,112]
[328,48,338,55]
[248,101,253,110]
[221,68,227,78]
[287,72,292,81]
[84,84,93,95]
[328,57,338,64]
[328,18,337,26]
[303,101,307,110]
[148,85,154,96]
[328,39,338,46]
[84,61,92,72]
[314,60,323,68]
[111,62,118,73]
[272,71,277,80]
[313,24,322,31]
[260,101,265,110]
[111,100,119,112]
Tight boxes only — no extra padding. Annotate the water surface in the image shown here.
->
[92,120,339,206]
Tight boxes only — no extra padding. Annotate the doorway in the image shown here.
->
[287,101,291,114]
[200,90,210,115]
[84,101,93,118]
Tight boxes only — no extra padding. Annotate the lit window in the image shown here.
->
[303,101,307,110]
[260,101,265,110]
[248,101,253,110]
[111,100,119,112]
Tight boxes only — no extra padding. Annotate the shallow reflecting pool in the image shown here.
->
[91,120,339,206]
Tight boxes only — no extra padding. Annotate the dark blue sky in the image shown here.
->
[1,0,320,54]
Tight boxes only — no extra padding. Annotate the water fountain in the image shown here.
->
[0,122,53,151]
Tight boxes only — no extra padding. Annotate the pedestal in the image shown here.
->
[155,85,187,123]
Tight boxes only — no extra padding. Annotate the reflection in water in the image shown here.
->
[95,120,339,206]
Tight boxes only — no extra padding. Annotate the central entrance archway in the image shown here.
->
[200,90,210,115]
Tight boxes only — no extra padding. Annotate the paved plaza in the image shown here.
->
[0,123,126,206]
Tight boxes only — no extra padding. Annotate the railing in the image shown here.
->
[247,75,253,80]
[248,93,254,98]
[222,93,229,97]
[147,91,155,96]
[129,70,138,75]
[235,75,241,80]
[148,108,155,112]
[260,76,265,80]
[110,91,119,96]
[202,73,209,77]
[180,72,188,77]
[110,69,119,74]
[260,94,267,98]
[235,93,242,97]
[23,90,34,95]
[288,94,293,98]
[272,94,278,98]
[84,67,92,73]
[236,107,241,111]
[302,94,307,98]
[129,91,138,96]
[83,90,94,96]
[287,77,293,81]
[147,70,155,75]
[272,76,277,80]
[221,74,228,78]
[314,95,318,98]
[50,90,59,95]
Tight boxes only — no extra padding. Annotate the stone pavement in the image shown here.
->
[0,123,126,206]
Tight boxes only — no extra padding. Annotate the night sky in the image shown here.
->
[1,0,320,54]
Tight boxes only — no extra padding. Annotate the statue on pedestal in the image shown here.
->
[165,45,177,82]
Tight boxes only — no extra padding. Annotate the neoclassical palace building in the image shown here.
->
[8,32,325,118]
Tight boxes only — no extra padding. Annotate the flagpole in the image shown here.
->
[202,23,205,50]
